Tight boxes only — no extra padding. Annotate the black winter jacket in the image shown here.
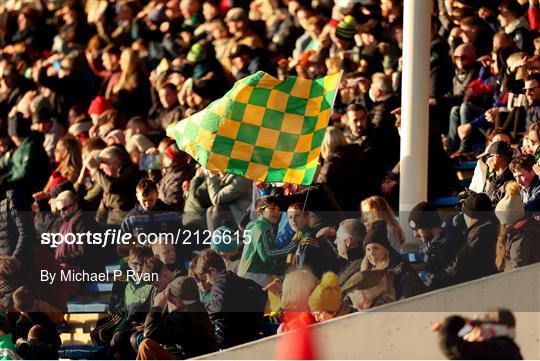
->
[206,271,266,349]
[143,302,218,358]
[431,216,499,289]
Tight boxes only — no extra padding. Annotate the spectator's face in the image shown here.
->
[203,2,218,20]
[227,20,244,35]
[54,141,67,163]
[262,204,280,224]
[99,155,120,177]
[129,257,145,275]
[203,267,219,285]
[287,208,308,232]
[412,227,435,243]
[117,5,135,23]
[334,227,350,258]
[513,167,536,189]
[187,91,206,109]
[346,109,368,137]
[231,55,246,72]
[460,24,478,44]
[521,136,533,155]
[365,243,387,267]
[155,267,173,291]
[498,8,517,28]
[154,244,176,265]
[296,9,309,30]
[528,130,540,153]
[17,13,29,30]
[453,53,472,70]
[102,53,119,72]
[62,6,76,25]
[524,79,540,104]
[478,7,493,19]
[159,87,178,108]
[137,190,158,210]
[180,0,200,18]
[56,198,77,219]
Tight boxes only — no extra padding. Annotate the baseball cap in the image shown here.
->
[476,141,513,160]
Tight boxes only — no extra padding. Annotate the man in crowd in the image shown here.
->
[510,154,540,212]
[195,249,266,349]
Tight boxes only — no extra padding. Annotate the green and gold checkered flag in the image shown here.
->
[166,71,341,185]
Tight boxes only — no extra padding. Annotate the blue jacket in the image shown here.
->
[522,176,540,213]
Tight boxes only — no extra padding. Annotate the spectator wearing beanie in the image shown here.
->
[409,202,466,275]
[137,276,218,360]
[330,15,359,64]
[308,272,349,322]
[495,181,540,271]
[361,220,426,299]
[87,96,113,125]
[431,193,499,289]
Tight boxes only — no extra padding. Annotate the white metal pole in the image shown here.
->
[399,0,432,243]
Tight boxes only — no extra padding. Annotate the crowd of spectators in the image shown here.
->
[0,0,538,359]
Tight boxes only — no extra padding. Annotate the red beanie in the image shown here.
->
[88,96,112,116]
[165,144,187,165]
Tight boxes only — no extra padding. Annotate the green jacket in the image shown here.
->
[238,217,291,276]
[0,333,18,360]
[3,134,49,194]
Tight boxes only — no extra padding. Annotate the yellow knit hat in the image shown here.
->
[308,272,342,314]
[495,181,525,225]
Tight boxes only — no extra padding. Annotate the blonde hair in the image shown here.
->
[360,245,390,271]
[320,126,347,160]
[114,48,144,93]
[361,196,405,246]
[281,269,319,312]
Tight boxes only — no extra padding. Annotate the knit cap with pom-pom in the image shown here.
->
[308,272,342,314]
[495,181,525,225]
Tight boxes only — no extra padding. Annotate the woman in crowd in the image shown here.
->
[111,48,152,118]
[316,126,365,211]
[360,195,405,251]
[360,220,426,299]
[277,268,319,333]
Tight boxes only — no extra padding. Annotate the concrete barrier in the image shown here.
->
[197,263,540,359]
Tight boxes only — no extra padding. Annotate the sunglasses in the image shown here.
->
[454,55,469,61]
